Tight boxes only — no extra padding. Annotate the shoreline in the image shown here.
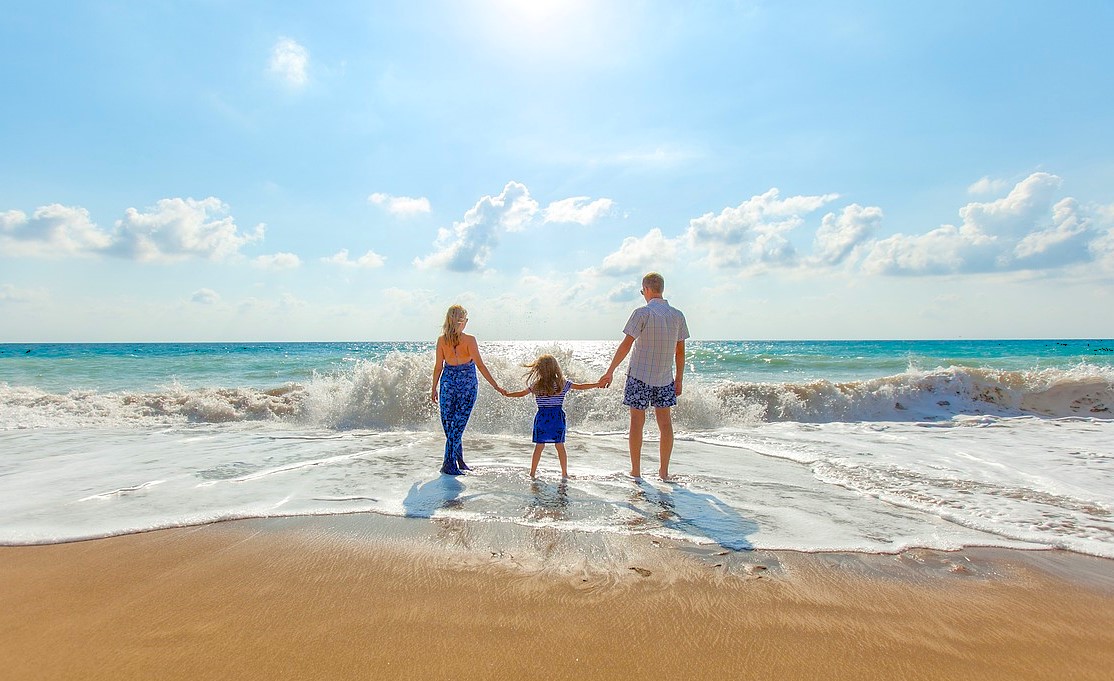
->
[6,509,1113,591]
[3,514,1114,680]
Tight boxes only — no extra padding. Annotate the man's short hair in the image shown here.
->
[642,272,665,294]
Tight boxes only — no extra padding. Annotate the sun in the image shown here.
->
[489,0,588,26]
[469,0,606,64]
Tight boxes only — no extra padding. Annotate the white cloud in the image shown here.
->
[253,252,302,270]
[369,192,431,217]
[686,188,840,268]
[238,297,264,313]
[278,293,307,309]
[414,181,539,272]
[1090,204,1114,272]
[598,228,680,276]
[606,282,639,303]
[958,172,1061,240]
[561,281,590,303]
[110,197,265,262]
[1011,197,1092,268]
[0,205,112,257]
[862,172,1101,275]
[486,182,539,233]
[543,196,614,225]
[412,183,617,272]
[269,37,309,88]
[0,283,46,303]
[191,288,220,305]
[811,204,884,266]
[2,199,263,262]
[968,176,1010,195]
[862,224,997,275]
[518,273,547,288]
[323,248,386,269]
[382,287,437,310]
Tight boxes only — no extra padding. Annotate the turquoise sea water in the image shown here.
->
[3,338,1111,392]
[688,338,1114,381]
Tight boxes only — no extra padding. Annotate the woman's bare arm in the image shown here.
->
[468,336,502,392]
[430,338,445,402]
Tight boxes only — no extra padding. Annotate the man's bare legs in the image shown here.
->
[655,407,674,480]
[628,408,646,478]
[629,406,675,480]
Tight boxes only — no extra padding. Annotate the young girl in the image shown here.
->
[502,354,600,478]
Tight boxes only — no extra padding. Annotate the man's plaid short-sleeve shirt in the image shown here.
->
[622,298,689,387]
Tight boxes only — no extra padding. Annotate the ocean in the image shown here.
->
[1,339,1112,559]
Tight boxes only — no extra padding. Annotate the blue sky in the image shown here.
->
[2,0,1112,341]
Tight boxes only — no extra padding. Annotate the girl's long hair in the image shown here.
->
[524,354,565,396]
[441,305,467,347]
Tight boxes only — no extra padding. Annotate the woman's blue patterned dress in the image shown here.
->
[438,361,477,475]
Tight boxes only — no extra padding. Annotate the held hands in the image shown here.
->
[598,372,613,389]
[495,381,609,396]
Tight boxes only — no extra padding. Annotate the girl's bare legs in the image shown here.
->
[529,443,545,478]
[554,443,569,478]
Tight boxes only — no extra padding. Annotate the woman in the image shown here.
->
[431,305,503,475]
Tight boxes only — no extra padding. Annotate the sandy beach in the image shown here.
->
[2,515,1113,681]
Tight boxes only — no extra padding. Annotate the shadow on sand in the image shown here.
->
[627,480,758,551]
[402,475,465,518]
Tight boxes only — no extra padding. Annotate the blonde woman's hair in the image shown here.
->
[441,305,467,347]
[524,354,565,396]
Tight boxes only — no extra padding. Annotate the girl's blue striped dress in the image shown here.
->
[531,380,572,444]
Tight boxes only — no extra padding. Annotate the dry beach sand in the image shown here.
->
[2,514,1113,680]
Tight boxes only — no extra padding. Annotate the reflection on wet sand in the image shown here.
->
[526,479,569,521]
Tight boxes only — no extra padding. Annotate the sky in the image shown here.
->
[2,0,1113,342]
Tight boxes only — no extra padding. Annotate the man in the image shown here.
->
[599,272,689,480]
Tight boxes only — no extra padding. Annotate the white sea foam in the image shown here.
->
[692,416,1114,557]
[1,415,1111,558]
[2,361,1110,431]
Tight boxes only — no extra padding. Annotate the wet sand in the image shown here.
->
[2,515,1113,680]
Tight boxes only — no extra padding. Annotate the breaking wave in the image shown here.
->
[2,356,1111,431]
